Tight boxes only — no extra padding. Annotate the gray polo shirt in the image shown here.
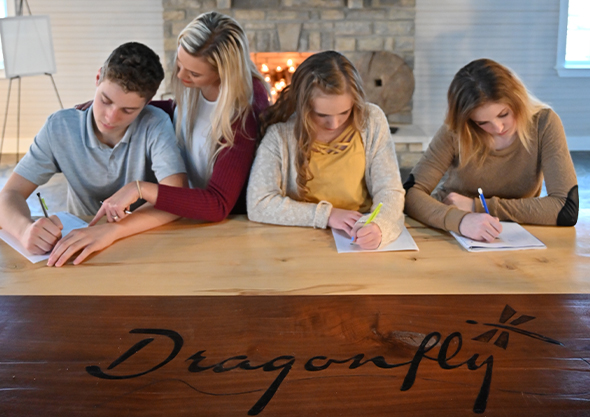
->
[15,105,186,216]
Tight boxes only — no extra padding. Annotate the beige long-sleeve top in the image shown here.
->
[247,103,405,246]
[404,108,579,233]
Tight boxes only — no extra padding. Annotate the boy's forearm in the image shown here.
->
[106,202,180,241]
[0,190,34,238]
[110,173,184,238]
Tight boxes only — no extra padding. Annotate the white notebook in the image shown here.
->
[450,222,546,252]
[0,211,88,263]
[332,225,419,253]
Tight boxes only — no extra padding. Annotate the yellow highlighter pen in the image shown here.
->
[351,202,383,243]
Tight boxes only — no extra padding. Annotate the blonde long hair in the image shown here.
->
[446,58,548,166]
[260,51,367,199]
[172,11,267,174]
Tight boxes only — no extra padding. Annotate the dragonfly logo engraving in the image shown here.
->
[467,305,563,349]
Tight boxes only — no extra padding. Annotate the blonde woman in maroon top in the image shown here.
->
[91,11,269,225]
[404,59,578,242]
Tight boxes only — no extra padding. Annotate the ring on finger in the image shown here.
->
[113,215,119,220]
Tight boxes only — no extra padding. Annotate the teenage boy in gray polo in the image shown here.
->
[0,42,186,266]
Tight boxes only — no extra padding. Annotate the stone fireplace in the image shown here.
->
[162,0,425,169]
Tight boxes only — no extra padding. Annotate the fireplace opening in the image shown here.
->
[251,52,313,102]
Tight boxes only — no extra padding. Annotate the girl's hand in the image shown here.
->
[443,192,475,212]
[459,213,502,242]
[327,208,363,236]
[89,182,139,226]
[351,222,382,250]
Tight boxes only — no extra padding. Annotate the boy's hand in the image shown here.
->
[327,208,363,236]
[21,215,63,254]
[459,213,502,242]
[47,224,117,267]
[351,222,382,250]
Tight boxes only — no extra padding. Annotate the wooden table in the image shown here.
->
[1,215,590,295]
[0,214,589,416]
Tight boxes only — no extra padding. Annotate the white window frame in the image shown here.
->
[556,0,590,77]
[0,1,7,73]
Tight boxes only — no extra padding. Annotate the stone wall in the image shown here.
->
[162,0,414,115]
[162,0,421,167]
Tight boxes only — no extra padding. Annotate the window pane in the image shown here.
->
[565,0,590,67]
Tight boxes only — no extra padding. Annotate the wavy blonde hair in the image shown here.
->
[260,51,367,199]
[172,11,267,174]
[446,58,548,167]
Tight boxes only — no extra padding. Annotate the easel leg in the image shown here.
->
[0,74,61,165]
[17,77,21,162]
[47,74,63,109]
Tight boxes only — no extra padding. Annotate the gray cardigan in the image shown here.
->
[247,103,405,246]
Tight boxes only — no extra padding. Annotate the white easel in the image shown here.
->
[0,0,63,163]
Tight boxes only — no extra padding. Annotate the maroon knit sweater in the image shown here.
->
[153,78,269,222]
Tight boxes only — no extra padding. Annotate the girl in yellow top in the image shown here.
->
[247,51,405,250]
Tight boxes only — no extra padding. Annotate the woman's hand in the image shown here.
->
[443,192,475,212]
[351,222,382,250]
[327,208,363,236]
[459,213,502,242]
[89,182,139,226]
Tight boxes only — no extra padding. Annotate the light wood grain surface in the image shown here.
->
[0,213,589,296]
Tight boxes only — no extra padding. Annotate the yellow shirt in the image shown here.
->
[306,125,372,212]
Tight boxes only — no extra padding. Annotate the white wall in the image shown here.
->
[0,0,165,154]
[4,1,590,153]
[414,0,590,150]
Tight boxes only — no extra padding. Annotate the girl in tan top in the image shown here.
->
[247,51,405,249]
[404,59,578,242]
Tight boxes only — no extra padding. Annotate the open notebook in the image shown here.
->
[332,225,418,253]
[450,221,546,252]
[0,212,88,263]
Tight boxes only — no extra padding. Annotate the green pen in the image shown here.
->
[37,192,49,218]
[351,202,383,242]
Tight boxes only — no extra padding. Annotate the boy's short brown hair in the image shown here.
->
[99,42,164,101]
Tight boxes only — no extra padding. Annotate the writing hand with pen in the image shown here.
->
[34,191,118,267]
[443,188,502,242]
[327,202,383,250]
[19,192,64,255]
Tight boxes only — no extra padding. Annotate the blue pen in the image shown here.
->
[477,188,489,214]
